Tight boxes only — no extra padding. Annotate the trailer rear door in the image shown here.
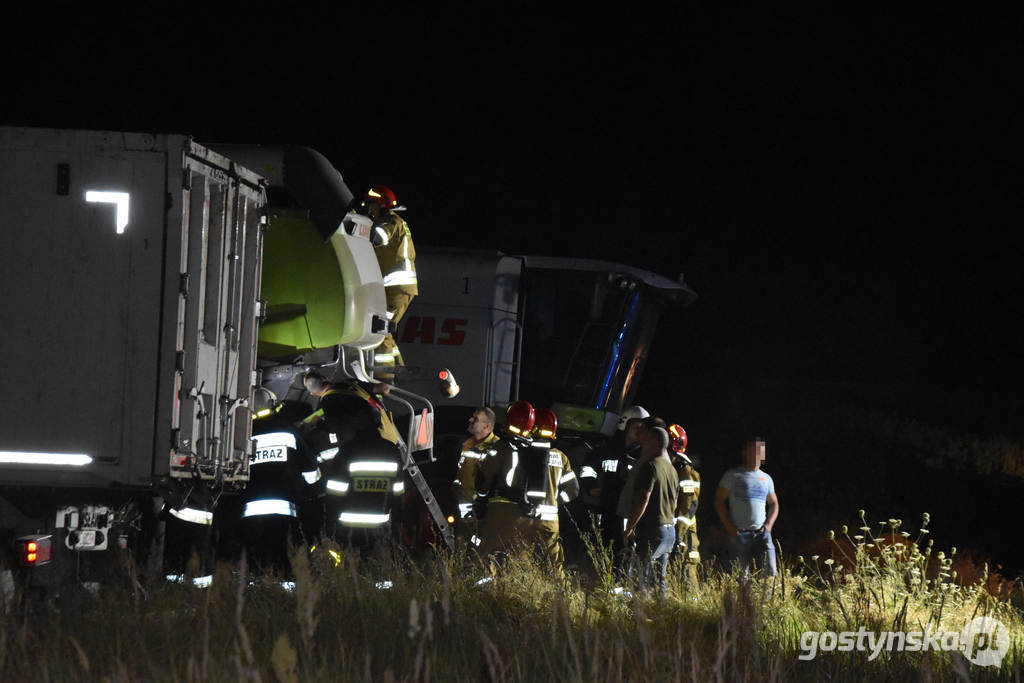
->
[0,128,264,489]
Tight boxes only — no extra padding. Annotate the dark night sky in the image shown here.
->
[6,6,1022,432]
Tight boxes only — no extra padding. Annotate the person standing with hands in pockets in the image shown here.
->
[714,437,779,576]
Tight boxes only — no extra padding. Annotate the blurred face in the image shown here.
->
[624,420,644,446]
[467,410,493,441]
[742,440,766,470]
[638,425,664,458]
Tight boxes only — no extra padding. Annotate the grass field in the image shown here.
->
[2,511,1021,682]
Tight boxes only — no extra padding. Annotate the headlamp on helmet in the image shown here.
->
[366,185,405,212]
[252,387,279,419]
[668,424,688,454]
[533,408,558,439]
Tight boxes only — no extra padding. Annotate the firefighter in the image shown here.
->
[668,424,702,584]
[517,408,579,570]
[302,370,403,544]
[362,185,417,377]
[243,388,321,571]
[302,370,400,447]
[473,401,535,561]
[453,407,501,543]
[584,406,648,571]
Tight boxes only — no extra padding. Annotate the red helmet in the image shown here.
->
[533,408,557,439]
[668,424,687,454]
[505,400,535,436]
[366,185,399,210]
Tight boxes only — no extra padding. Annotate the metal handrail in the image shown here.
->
[485,316,524,405]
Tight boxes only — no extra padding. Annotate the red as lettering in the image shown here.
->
[399,317,467,345]
[400,316,435,344]
[438,318,467,346]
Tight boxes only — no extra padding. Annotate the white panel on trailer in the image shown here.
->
[0,127,265,489]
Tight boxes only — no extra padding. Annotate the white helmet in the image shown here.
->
[616,405,650,431]
[252,387,278,417]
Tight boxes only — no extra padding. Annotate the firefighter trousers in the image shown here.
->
[475,500,523,560]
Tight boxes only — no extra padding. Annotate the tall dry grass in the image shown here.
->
[1,514,1021,682]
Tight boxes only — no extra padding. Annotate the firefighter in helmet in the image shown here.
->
[516,408,579,570]
[668,424,701,583]
[473,400,535,560]
[363,185,417,377]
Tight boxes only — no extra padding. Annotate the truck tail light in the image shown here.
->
[17,535,52,566]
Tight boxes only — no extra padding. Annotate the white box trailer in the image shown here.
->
[0,127,265,573]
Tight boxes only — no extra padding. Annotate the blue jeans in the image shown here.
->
[635,524,676,596]
[728,528,777,577]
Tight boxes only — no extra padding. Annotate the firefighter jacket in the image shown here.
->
[309,381,400,451]
[595,438,641,516]
[474,436,525,510]
[321,437,404,529]
[519,440,579,527]
[474,437,578,526]
[374,212,418,300]
[577,443,606,508]
[247,416,320,520]
[672,453,701,563]
[454,432,501,515]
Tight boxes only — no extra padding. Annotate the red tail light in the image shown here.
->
[18,535,52,566]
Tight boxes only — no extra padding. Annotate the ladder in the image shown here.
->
[382,385,455,552]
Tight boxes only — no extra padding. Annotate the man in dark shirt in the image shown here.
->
[624,417,679,597]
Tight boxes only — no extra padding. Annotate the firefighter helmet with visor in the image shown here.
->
[366,185,404,211]
[668,424,688,454]
[252,387,278,419]
[616,405,650,431]
[533,408,558,439]
[505,400,535,437]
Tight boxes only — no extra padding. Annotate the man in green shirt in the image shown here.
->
[624,417,679,597]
